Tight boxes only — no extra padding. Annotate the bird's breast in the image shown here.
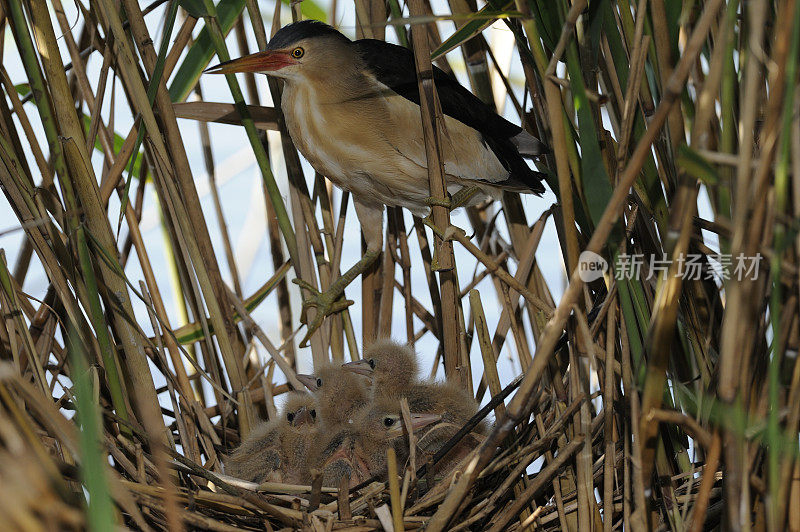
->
[278,81,504,214]
[280,86,416,204]
[280,88,342,179]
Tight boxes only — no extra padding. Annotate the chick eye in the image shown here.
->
[287,412,295,423]
[383,417,395,427]
[310,409,316,419]
[316,378,322,388]
[368,359,376,369]
[291,47,304,58]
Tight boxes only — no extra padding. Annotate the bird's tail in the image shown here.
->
[511,130,550,158]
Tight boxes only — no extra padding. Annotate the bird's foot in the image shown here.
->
[421,215,445,239]
[449,185,482,209]
[291,278,354,347]
[420,217,451,271]
[291,249,381,346]
[425,195,452,208]
[424,186,482,211]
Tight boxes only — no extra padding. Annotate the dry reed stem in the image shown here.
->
[408,0,464,387]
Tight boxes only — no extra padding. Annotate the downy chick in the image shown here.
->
[224,391,317,483]
[297,364,369,428]
[343,340,487,476]
[309,398,440,487]
[342,339,482,430]
[276,392,318,484]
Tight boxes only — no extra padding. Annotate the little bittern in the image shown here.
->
[206,21,548,345]
[344,340,488,476]
[309,399,440,487]
[296,365,369,428]
[343,339,485,431]
[224,391,317,483]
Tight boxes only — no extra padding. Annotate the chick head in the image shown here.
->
[282,391,318,427]
[297,365,368,426]
[342,339,419,399]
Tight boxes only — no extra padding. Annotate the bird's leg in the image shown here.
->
[292,200,384,347]
[423,187,481,269]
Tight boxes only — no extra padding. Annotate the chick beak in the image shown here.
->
[292,406,313,426]
[409,412,442,431]
[204,50,296,74]
[341,359,374,378]
[296,374,318,392]
[387,413,441,438]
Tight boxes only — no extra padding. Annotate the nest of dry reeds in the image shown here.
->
[0,0,798,529]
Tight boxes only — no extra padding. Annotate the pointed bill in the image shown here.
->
[387,412,441,438]
[341,359,374,378]
[204,50,296,75]
[296,374,319,392]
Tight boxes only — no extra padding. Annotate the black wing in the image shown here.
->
[352,38,545,193]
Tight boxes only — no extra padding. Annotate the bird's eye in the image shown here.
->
[383,417,395,427]
[316,378,322,388]
[310,409,316,419]
[291,47,304,58]
[286,413,294,423]
[368,359,376,369]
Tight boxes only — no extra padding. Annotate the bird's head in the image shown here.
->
[286,405,317,427]
[342,339,419,395]
[353,399,440,456]
[297,365,369,425]
[283,391,318,427]
[204,20,352,81]
[315,400,440,483]
[364,409,441,441]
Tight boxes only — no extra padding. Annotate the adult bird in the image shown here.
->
[205,21,548,344]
